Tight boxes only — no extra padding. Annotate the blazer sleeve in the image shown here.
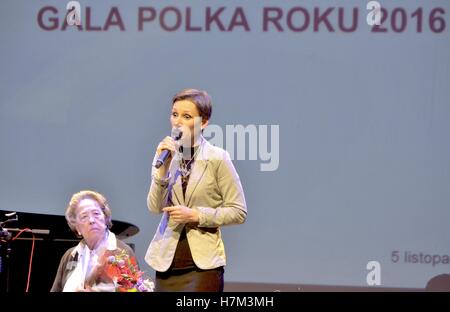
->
[196,150,247,227]
[147,153,170,214]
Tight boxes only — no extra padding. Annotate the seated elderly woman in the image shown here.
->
[51,190,142,292]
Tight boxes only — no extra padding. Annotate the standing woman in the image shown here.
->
[146,88,247,292]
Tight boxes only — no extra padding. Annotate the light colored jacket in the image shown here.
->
[145,138,247,272]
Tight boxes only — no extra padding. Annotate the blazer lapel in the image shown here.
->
[184,139,210,207]
[185,158,208,207]
[168,157,184,206]
[171,171,184,205]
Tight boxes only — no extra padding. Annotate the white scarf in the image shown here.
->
[63,230,117,292]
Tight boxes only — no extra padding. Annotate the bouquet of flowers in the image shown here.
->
[92,248,154,292]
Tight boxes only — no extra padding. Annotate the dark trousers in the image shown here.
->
[155,266,224,292]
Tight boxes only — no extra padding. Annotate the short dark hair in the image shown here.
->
[172,88,212,121]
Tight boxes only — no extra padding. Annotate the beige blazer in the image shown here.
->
[145,138,247,272]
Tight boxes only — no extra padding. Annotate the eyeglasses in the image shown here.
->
[77,210,104,223]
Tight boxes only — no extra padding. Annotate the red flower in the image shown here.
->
[96,249,153,292]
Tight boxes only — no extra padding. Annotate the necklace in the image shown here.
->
[178,146,200,179]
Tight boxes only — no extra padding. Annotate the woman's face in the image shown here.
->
[75,198,107,244]
[171,100,208,146]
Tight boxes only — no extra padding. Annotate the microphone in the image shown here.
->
[154,127,183,169]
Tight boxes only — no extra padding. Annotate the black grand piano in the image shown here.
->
[0,210,138,293]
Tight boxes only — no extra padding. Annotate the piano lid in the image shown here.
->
[0,210,139,240]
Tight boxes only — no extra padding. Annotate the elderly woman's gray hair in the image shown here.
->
[65,190,113,234]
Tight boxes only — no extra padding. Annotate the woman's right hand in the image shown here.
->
[154,136,177,176]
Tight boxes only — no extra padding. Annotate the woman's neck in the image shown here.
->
[85,230,108,251]
[190,135,203,148]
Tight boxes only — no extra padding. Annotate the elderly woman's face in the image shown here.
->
[75,198,107,242]
[171,100,208,146]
